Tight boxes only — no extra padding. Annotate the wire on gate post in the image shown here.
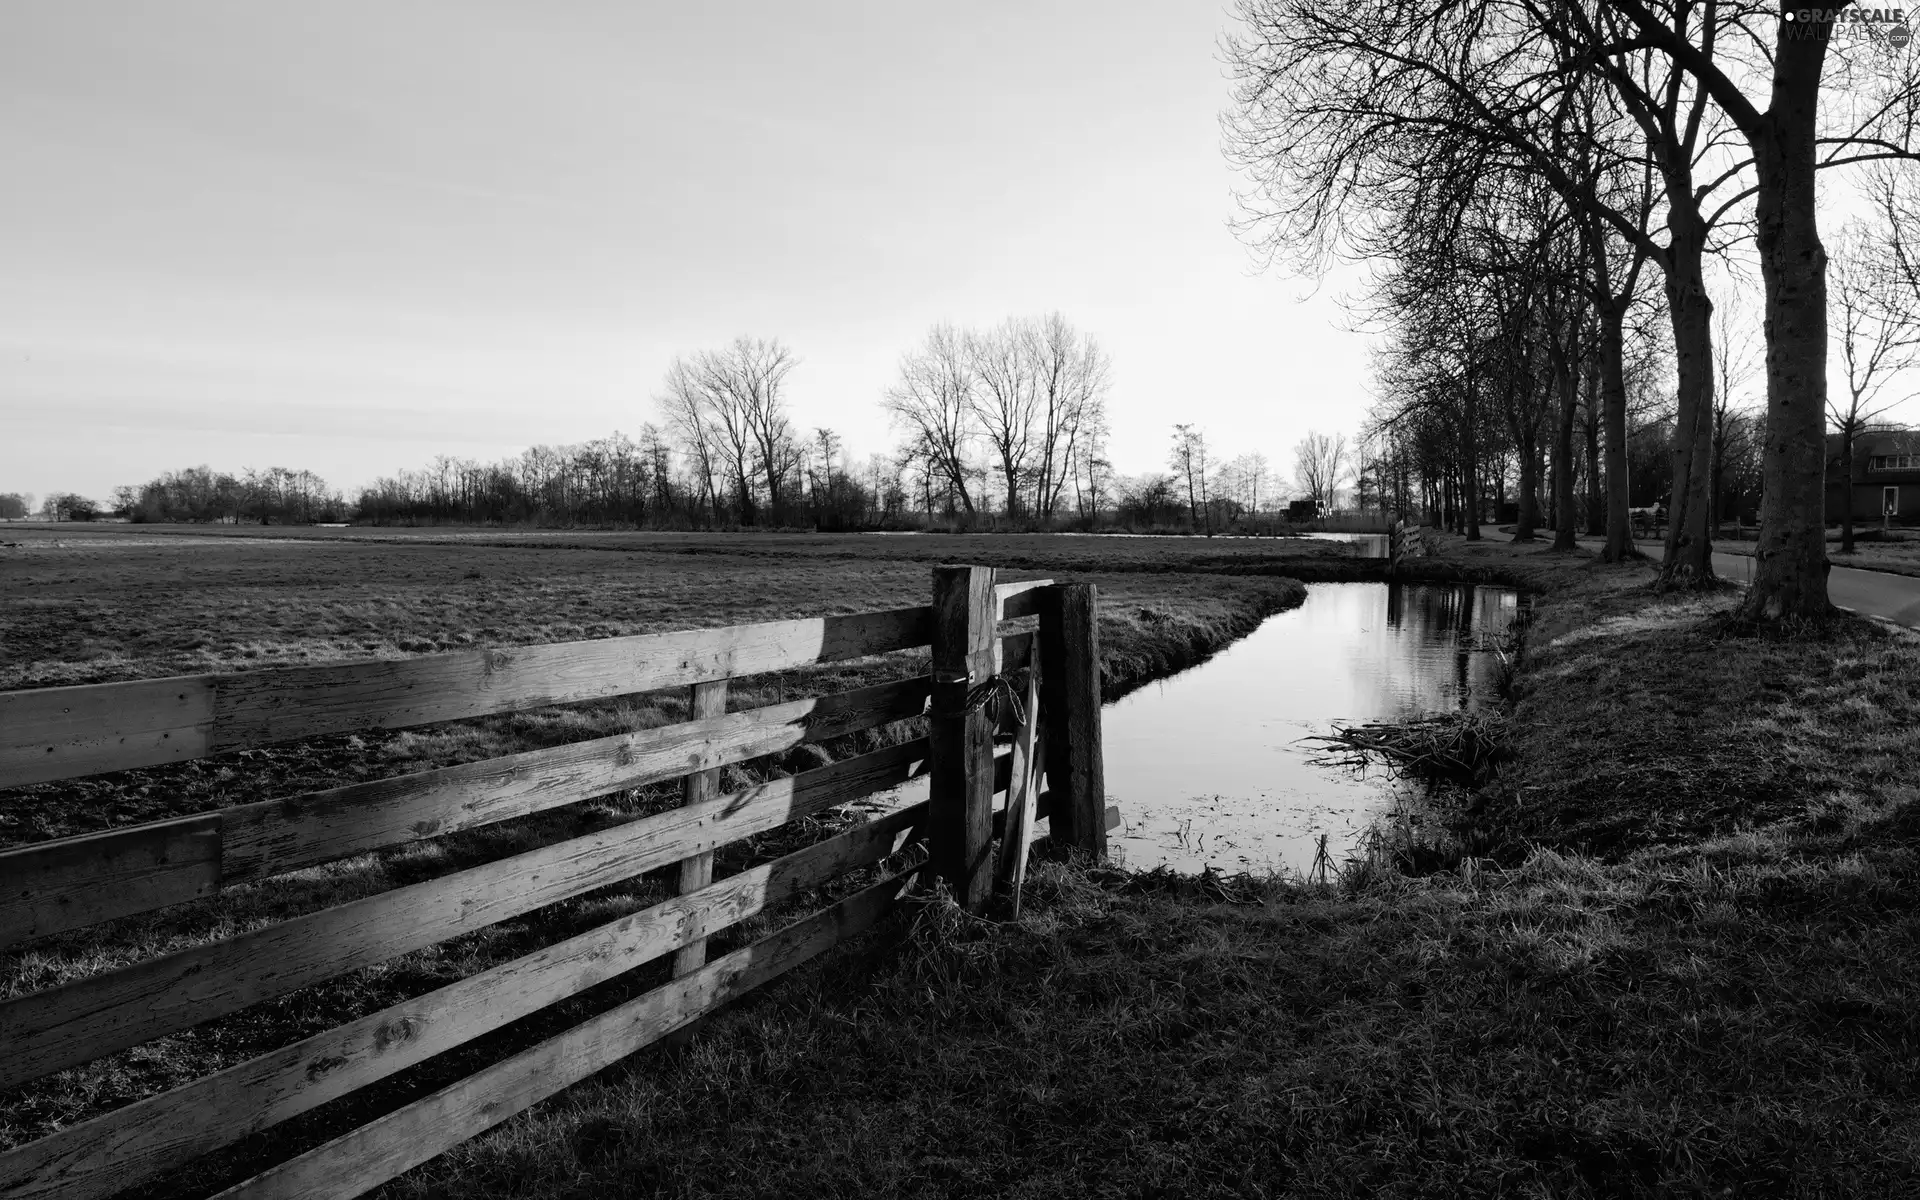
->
[962,670,1030,729]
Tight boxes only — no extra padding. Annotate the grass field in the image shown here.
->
[0,525,1344,1195]
[17,528,1911,1198]
[331,536,1920,1200]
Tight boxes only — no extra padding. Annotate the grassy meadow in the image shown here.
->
[334,535,1920,1200]
[10,526,1916,1198]
[0,525,1334,1196]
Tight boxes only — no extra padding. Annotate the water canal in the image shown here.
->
[859,575,1523,879]
[1103,580,1520,876]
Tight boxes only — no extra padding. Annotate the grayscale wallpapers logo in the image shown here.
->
[1783,7,1912,46]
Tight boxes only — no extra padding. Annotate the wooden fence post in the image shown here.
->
[1039,582,1106,859]
[929,565,997,913]
[673,678,728,976]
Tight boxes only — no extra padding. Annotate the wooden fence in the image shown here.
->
[0,565,1109,1200]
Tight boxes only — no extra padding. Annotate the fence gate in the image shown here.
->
[0,565,1106,1200]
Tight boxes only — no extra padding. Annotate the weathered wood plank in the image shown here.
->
[1039,583,1106,857]
[0,804,929,1200]
[0,678,929,949]
[989,791,1121,839]
[209,868,918,1200]
[217,676,930,886]
[0,815,222,947]
[994,659,1044,914]
[0,606,934,790]
[0,678,216,792]
[1000,630,1034,671]
[672,678,728,978]
[994,579,1054,622]
[995,629,1035,737]
[930,566,997,913]
[0,739,930,1092]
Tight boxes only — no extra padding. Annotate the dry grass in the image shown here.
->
[0,527,1322,843]
[1492,561,1920,860]
[28,528,1913,1199]
[0,526,1327,1187]
[364,834,1920,1199]
[347,534,1920,1200]
[0,521,1355,685]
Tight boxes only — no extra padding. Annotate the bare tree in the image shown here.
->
[1244,451,1272,516]
[1598,2,1920,617]
[1214,451,1276,520]
[1709,290,1763,532]
[1226,0,1920,613]
[883,324,979,515]
[969,320,1041,519]
[807,427,841,515]
[658,355,736,523]
[1029,313,1113,519]
[1169,424,1213,532]
[1076,441,1113,522]
[1293,430,1349,513]
[1829,219,1920,553]
[708,337,801,519]
[1224,0,1662,559]
[654,337,800,524]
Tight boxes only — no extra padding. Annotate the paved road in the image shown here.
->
[1486,532,1920,629]
[1637,538,1920,628]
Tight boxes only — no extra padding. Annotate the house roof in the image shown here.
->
[1826,428,1920,459]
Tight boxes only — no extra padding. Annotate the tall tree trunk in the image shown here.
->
[947,455,977,515]
[1659,226,1718,586]
[1514,437,1539,540]
[1462,372,1482,541]
[1839,424,1856,555]
[1597,302,1635,561]
[1535,441,1549,532]
[1583,398,1604,536]
[1552,335,1580,552]
[1741,26,1836,620]
[1709,411,1725,534]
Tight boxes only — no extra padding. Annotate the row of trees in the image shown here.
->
[30,391,1753,533]
[19,425,1367,534]
[351,317,1114,531]
[2,492,116,521]
[881,314,1111,522]
[352,428,917,530]
[1223,0,1920,619]
[119,466,351,524]
[1,470,353,524]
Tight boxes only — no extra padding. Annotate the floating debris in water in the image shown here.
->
[1303,712,1510,786]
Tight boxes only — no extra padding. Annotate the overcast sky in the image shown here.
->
[0,1,1378,503]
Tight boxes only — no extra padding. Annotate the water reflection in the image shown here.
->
[1104,582,1519,877]
[1303,531,1389,557]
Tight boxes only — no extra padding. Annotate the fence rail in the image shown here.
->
[0,606,936,789]
[0,568,1107,1200]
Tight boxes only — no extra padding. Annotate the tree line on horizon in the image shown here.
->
[1,467,351,525]
[12,331,1716,535]
[19,307,1440,533]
